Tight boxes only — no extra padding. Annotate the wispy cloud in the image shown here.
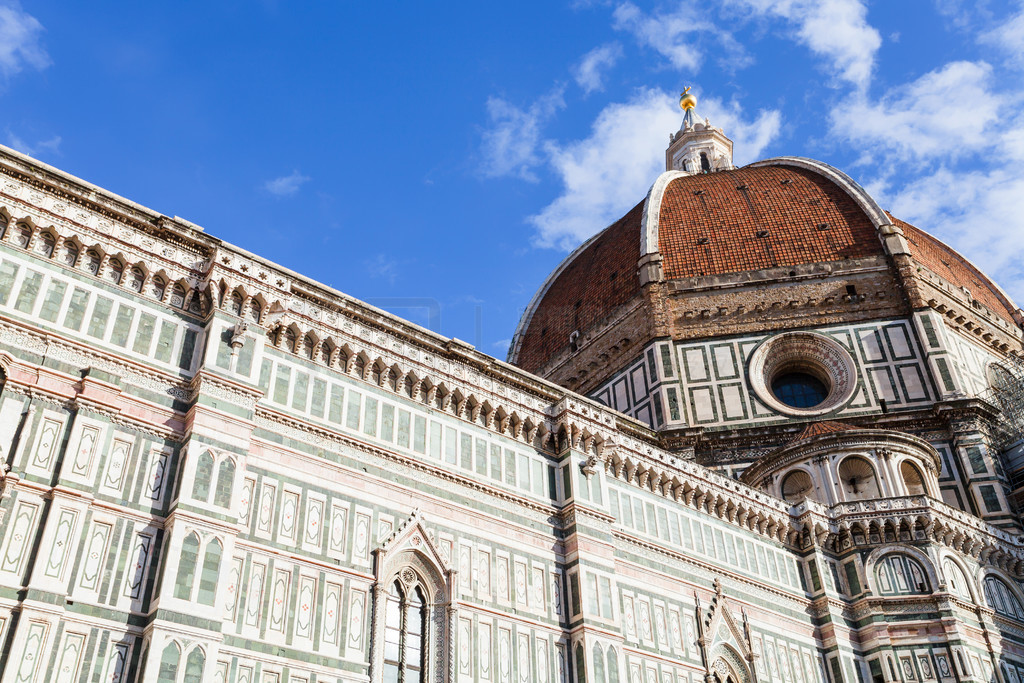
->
[480,88,565,181]
[830,61,1004,163]
[981,7,1024,68]
[529,88,781,250]
[573,43,623,95]
[365,253,400,285]
[613,2,721,72]
[0,3,49,80]
[5,130,61,157]
[730,0,881,89]
[263,170,310,197]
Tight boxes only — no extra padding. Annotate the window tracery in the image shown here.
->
[383,579,426,683]
[984,576,1024,620]
[875,554,930,595]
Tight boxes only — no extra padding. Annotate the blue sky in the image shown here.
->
[2,1,1023,358]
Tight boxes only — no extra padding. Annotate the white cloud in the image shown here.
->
[5,131,60,157]
[982,8,1024,67]
[612,2,725,72]
[480,88,565,181]
[0,3,49,79]
[731,0,881,88]
[573,43,623,95]
[263,170,310,197]
[529,88,781,250]
[365,253,400,285]
[830,61,1005,162]
[881,166,1024,305]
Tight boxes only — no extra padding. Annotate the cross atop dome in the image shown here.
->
[666,87,734,174]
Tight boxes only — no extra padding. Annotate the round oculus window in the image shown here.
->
[748,332,857,416]
[771,372,828,409]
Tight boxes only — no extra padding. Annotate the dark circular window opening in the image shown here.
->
[771,372,828,409]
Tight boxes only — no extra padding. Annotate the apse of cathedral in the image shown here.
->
[0,89,1023,683]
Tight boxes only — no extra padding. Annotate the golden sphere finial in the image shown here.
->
[680,86,697,111]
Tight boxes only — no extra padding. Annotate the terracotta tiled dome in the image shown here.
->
[509,156,1021,378]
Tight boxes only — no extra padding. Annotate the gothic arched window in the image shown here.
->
[984,576,1024,620]
[107,258,123,284]
[875,553,930,595]
[228,290,244,316]
[36,232,55,257]
[150,275,166,301]
[700,152,711,173]
[127,266,145,292]
[943,558,972,600]
[84,249,102,275]
[383,580,426,683]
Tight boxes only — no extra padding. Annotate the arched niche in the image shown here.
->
[780,469,815,503]
[837,455,881,500]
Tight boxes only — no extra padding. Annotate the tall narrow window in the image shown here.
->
[383,580,426,683]
[174,532,201,600]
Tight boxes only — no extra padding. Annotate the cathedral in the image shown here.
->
[0,89,1023,683]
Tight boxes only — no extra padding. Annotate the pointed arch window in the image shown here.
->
[157,643,180,683]
[183,647,205,683]
[150,275,166,301]
[383,579,426,683]
[127,266,145,292]
[248,299,262,323]
[107,258,123,284]
[84,249,102,275]
[63,242,79,267]
[13,222,31,248]
[228,290,244,315]
[36,232,55,257]
[174,532,200,599]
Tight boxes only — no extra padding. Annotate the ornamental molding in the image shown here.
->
[747,331,857,417]
[613,531,808,610]
[251,408,560,526]
[741,428,942,485]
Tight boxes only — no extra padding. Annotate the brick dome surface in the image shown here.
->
[513,199,644,373]
[510,159,1019,372]
[657,165,883,279]
[894,215,1018,322]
